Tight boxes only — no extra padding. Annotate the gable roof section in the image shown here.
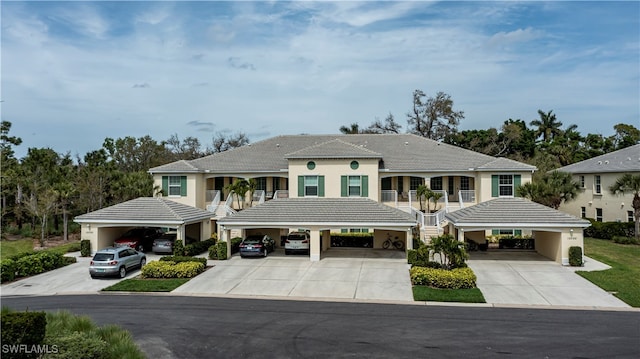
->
[285,139,383,159]
[556,144,640,174]
[147,159,200,173]
[445,197,590,228]
[149,134,537,174]
[218,198,416,227]
[74,197,213,225]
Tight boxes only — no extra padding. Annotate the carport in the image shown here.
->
[217,198,418,261]
[74,197,214,254]
[445,198,591,265]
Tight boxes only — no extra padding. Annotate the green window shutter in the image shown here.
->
[514,175,521,197]
[515,229,522,236]
[318,176,325,197]
[491,175,499,197]
[180,176,187,196]
[341,228,347,233]
[361,175,368,197]
[341,176,348,197]
[162,176,168,196]
[492,229,499,235]
[298,176,305,197]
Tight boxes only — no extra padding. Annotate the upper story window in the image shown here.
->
[596,208,603,222]
[307,161,316,170]
[162,175,187,197]
[499,175,514,197]
[431,177,443,191]
[628,211,634,223]
[460,177,470,190]
[350,161,359,170]
[579,175,585,188]
[410,176,423,190]
[304,176,318,196]
[581,207,586,218]
[348,176,362,196]
[341,175,368,197]
[594,175,602,194]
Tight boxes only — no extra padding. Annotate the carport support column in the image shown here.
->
[406,229,413,250]
[223,228,232,259]
[309,229,320,262]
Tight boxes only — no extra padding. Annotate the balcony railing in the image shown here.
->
[380,190,398,207]
[458,190,476,209]
[206,190,221,212]
[273,190,289,199]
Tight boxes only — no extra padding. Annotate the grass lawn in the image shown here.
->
[102,277,190,292]
[0,239,35,259]
[577,237,640,307]
[413,286,486,303]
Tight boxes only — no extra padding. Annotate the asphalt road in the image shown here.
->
[2,295,639,359]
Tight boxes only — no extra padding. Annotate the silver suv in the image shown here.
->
[284,231,310,255]
[89,247,146,278]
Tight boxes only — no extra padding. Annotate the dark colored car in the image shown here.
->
[89,247,146,278]
[239,235,275,258]
[113,227,164,252]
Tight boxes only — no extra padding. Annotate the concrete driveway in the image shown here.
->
[173,248,414,302]
[467,251,629,309]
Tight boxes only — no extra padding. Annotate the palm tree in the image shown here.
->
[530,110,563,143]
[415,185,431,211]
[609,174,640,240]
[517,171,581,209]
[225,179,250,209]
[426,234,468,269]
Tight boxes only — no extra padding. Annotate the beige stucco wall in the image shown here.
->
[288,158,380,201]
[153,173,206,209]
[81,225,130,254]
[559,172,637,222]
[373,230,405,249]
[534,229,583,265]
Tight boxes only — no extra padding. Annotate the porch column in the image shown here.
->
[457,227,465,243]
[309,228,321,261]
[405,228,414,250]
[424,177,431,188]
[222,227,232,259]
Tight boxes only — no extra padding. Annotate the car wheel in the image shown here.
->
[119,266,127,278]
[140,258,146,268]
[285,249,290,255]
[90,275,96,279]
[264,248,268,257]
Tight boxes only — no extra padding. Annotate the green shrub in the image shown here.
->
[183,239,216,256]
[329,232,374,247]
[1,310,47,358]
[612,235,638,245]
[410,267,477,289]
[407,249,418,264]
[412,260,444,269]
[208,245,218,260]
[141,260,204,278]
[160,255,207,266]
[584,219,635,239]
[173,239,185,256]
[231,237,243,253]
[1,258,16,283]
[80,240,91,257]
[569,246,583,267]
[45,331,108,359]
[216,241,228,260]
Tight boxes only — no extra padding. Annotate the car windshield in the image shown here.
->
[93,253,114,261]
[288,234,307,240]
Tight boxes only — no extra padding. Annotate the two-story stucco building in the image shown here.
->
[76,133,590,264]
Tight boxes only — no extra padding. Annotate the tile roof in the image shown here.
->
[556,144,640,174]
[74,197,213,225]
[218,198,417,227]
[149,134,537,174]
[445,197,590,228]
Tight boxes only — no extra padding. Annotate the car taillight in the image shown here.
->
[285,240,290,243]
[240,245,246,248]
[90,261,94,265]
[254,244,262,248]
[302,240,309,243]
[109,261,117,265]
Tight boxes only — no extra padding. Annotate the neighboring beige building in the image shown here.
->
[557,144,640,223]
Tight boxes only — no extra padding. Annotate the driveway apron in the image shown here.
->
[467,251,629,308]
[173,249,414,302]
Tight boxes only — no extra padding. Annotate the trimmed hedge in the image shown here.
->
[159,255,207,266]
[410,267,477,289]
[80,240,91,257]
[183,239,216,256]
[141,261,205,279]
[1,252,76,283]
[1,311,47,358]
[584,219,635,240]
[612,236,638,245]
[172,239,184,256]
[569,246,583,267]
[45,331,108,359]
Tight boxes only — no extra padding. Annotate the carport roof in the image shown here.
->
[74,197,213,225]
[218,198,417,228]
[445,197,590,229]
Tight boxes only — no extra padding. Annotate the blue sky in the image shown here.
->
[2,1,639,159]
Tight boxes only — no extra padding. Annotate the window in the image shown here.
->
[579,175,585,188]
[410,176,423,190]
[594,175,602,194]
[307,161,316,170]
[349,176,362,196]
[629,211,634,223]
[460,177,470,191]
[431,177,443,191]
[596,208,603,222]
[381,177,392,190]
[255,177,267,191]
[304,176,318,196]
[350,161,359,170]
[448,177,455,195]
[581,207,586,218]
[499,175,514,197]
[163,175,186,196]
[341,175,368,197]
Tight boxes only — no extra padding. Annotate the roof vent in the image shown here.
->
[404,142,409,146]
[598,161,602,165]
[276,144,280,147]
[604,160,609,164]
